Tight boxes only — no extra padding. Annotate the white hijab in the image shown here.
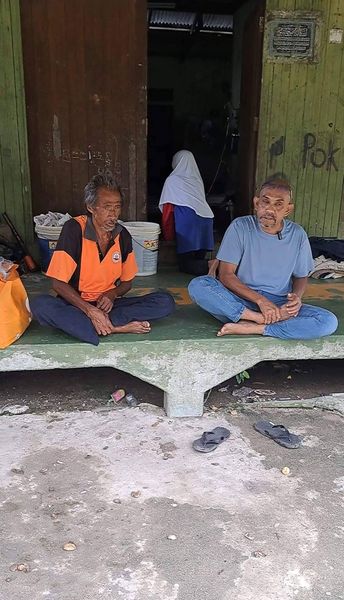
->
[159,150,214,219]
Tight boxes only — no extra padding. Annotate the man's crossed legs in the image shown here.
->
[188,276,338,340]
[30,291,175,345]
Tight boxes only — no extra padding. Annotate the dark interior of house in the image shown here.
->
[147,0,260,234]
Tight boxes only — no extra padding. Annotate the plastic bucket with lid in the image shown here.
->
[122,221,160,276]
[34,225,63,272]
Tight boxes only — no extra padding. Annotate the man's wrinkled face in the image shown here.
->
[89,188,122,232]
[253,186,293,231]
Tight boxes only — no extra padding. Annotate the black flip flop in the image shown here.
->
[192,426,231,453]
[254,420,302,449]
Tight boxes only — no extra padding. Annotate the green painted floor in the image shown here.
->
[18,269,344,345]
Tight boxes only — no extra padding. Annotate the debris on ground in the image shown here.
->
[233,387,276,398]
[125,394,139,408]
[0,404,29,415]
[281,467,291,476]
[203,388,213,405]
[11,467,24,475]
[108,389,139,408]
[63,542,77,552]
[167,535,177,540]
[131,490,141,498]
[231,386,258,400]
[252,550,267,558]
[10,563,30,573]
[110,389,126,403]
[249,394,344,417]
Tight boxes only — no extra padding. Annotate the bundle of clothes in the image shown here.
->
[309,237,344,279]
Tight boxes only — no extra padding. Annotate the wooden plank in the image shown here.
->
[256,32,275,185]
[20,0,147,219]
[45,0,72,212]
[0,1,8,210]
[30,0,56,214]
[239,0,265,211]
[0,0,18,222]
[102,0,131,219]
[280,61,306,218]
[20,0,41,216]
[310,1,340,236]
[9,0,33,242]
[259,0,344,237]
[0,0,32,244]
[295,0,326,231]
[134,0,147,221]
[326,0,344,236]
[64,0,89,213]
[83,0,106,193]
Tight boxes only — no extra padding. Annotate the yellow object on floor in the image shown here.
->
[0,266,31,349]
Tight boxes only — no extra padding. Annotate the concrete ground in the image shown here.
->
[1,402,344,600]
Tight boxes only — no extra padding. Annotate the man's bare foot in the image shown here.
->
[208,259,219,277]
[241,308,265,324]
[217,320,265,336]
[111,321,151,334]
[279,304,296,321]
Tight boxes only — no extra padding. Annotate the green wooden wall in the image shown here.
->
[257,0,344,237]
[0,0,32,245]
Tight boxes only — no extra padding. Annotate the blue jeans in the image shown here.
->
[30,292,175,345]
[188,276,338,340]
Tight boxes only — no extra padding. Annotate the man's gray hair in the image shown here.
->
[258,175,293,201]
[84,171,123,209]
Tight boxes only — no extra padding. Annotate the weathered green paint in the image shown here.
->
[257,0,344,237]
[0,0,32,245]
[1,271,343,417]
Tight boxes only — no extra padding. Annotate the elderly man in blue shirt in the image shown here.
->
[188,178,338,340]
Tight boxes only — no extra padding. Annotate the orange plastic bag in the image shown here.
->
[0,262,31,349]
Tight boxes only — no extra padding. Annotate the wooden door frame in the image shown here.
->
[238,0,265,215]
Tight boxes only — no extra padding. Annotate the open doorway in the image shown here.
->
[147,0,265,235]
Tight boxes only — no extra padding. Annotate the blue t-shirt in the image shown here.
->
[217,216,314,297]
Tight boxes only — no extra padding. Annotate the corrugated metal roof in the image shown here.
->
[148,9,233,33]
[202,13,233,31]
[150,10,195,28]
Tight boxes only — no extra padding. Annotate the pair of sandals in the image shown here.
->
[193,421,302,453]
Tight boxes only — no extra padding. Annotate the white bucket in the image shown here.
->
[34,224,63,241]
[122,221,161,276]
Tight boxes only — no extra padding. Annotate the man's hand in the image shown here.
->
[285,293,302,317]
[86,305,114,336]
[257,297,282,324]
[96,293,114,313]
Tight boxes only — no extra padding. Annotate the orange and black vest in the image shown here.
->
[46,215,138,301]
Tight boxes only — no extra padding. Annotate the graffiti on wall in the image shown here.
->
[268,133,340,172]
[269,136,285,168]
[302,133,340,171]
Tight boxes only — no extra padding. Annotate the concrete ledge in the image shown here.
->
[3,272,344,417]
[1,332,344,417]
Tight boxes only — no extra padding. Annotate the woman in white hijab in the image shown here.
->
[159,150,216,275]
